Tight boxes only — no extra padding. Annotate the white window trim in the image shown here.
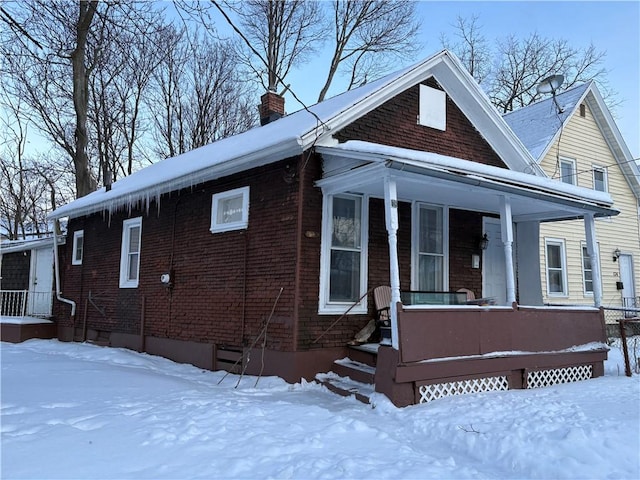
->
[119,217,142,289]
[411,202,449,291]
[592,164,608,192]
[72,230,84,265]
[318,193,368,315]
[545,238,568,297]
[580,242,595,297]
[210,186,250,233]
[559,157,576,185]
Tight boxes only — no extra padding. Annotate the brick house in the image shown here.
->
[48,51,616,406]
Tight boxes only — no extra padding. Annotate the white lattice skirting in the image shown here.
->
[526,365,592,389]
[418,375,509,403]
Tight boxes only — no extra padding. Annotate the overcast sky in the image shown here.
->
[283,1,639,160]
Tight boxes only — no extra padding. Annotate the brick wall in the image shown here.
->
[334,79,506,168]
[55,159,303,351]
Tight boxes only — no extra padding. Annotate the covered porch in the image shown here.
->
[315,141,616,406]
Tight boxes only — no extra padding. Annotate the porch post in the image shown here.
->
[584,213,603,307]
[384,176,401,350]
[500,196,516,305]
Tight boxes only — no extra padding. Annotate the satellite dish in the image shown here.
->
[536,74,565,94]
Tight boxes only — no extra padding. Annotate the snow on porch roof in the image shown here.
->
[316,141,617,220]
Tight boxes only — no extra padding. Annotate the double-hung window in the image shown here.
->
[545,239,567,296]
[581,244,594,295]
[559,158,576,185]
[319,194,367,314]
[72,230,84,265]
[592,166,607,192]
[414,203,446,291]
[119,217,142,288]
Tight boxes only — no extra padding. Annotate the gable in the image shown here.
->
[332,78,507,169]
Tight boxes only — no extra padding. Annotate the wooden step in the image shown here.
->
[347,343,379,367]
[316,372,374,405]
[332,357,376,384]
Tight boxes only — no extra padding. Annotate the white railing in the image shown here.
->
[0,290,53,317]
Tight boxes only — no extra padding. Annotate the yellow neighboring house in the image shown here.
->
[505,81,640,315]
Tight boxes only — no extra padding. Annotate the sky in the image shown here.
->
[281,1,640,160]
[1,337,639,479]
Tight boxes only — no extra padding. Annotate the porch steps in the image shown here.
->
[332,357,376,384]
[316,372,375,405]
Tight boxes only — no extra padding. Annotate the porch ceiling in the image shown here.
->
[316,142,618,223]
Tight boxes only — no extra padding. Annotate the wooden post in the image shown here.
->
[140,296,146,353]
[384,176,401,350]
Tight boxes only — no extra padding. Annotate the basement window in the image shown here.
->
[211,186,250,233]
[72,230,84,265]
[418,84,446,131]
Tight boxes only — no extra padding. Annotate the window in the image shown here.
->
[592,166,607,192]
[319,194,367,314]
[559,158,576,185]
[72,230,84,265]
[413,203,446,291]
[418,84,446,131]
[581,244,594,295]
[119,217,142,288]
[211,186,249,233]
[545,239,567,296]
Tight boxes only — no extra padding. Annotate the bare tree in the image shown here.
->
[148,26,256,159]
[440,15,491,85]
[317,1,420,102]
[441,16,613,113]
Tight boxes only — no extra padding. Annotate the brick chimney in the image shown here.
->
[259,91,285,126]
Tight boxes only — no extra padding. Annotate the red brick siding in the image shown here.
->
[55,159,302,351]
[334,79,506,168]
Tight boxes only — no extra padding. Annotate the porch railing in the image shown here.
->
[0,290,53,317]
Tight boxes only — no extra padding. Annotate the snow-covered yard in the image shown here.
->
[1,339,638,480]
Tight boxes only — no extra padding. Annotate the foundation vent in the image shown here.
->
[525,365,592,389]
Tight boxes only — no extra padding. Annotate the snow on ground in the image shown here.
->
[1,339,638,480]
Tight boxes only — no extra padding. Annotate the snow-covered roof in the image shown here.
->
[504,82,640,199]
[503,82,590,161]
[1,236,54,254]
[50,50,541,221]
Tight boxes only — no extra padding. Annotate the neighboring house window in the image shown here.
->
[559,158,576,185]
[72,230,84,265]
[592,166,607,192]
[413,203,447,291]
[319,194,368,314]
[545,239,567,296]
[210,186,250,233]
[581,244,594,295]
[119,217,142,288]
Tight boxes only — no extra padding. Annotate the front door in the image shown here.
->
[482,218,506,305]
[619,253,636,314]
[28,247,54,316]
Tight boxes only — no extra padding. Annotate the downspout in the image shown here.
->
[52,226,77,317]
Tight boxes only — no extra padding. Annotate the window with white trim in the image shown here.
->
[210,186,250,233]
[319,194,368,314]
[559,158,576,185]
[545,239,567,296]
[72,230,84,265]
[119,217,142,288]
[413,203,447,291]
[592,166,607,192]
[581,244,594,295]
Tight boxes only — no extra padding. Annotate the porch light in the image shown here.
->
[613,248,621,262]
[479,234,489,251]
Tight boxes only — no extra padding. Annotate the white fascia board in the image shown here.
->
[48,138,303,221]
[1,237,54,254]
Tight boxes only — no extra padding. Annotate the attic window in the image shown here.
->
[418,84,446,131]
[580,104,586,117]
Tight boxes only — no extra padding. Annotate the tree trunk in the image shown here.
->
[71,0,98,198]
